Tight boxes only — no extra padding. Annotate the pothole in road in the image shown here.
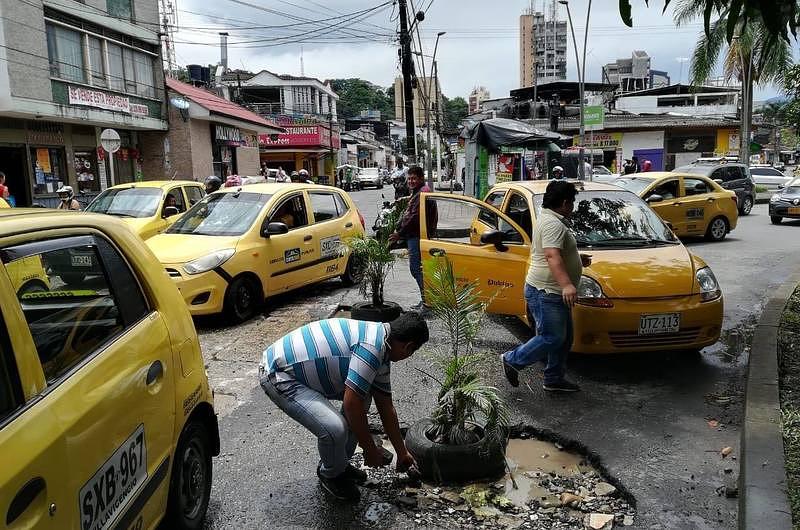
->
[704,316,757,366]
[359,426,635,529]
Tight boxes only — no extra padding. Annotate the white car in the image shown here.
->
[750,165,792,190]
[435,178,463,191]
[591,166,620,183]
[357,167,383,188]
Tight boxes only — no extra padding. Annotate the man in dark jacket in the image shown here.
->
[389,166,435,309]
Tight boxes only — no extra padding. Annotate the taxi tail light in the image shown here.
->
[577,297,614,308]
[731,196,738,206]
[357,209,365,229]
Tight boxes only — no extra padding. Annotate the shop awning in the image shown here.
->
[467,118,564,152]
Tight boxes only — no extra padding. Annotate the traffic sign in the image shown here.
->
[583,106,605,131]
[100,129,121,153]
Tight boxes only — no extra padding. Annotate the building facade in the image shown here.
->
[601,51,670,93]
[613,84,739,117]
[468,86,491,114]
[393,76,443,128]
[519,6,568,88]
[0,0,169,207]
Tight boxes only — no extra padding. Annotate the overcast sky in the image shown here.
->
[172,0,789,102]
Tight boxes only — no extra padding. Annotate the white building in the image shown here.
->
[519,6,568,87]
[614,84,739,118]
[602,51,670,93]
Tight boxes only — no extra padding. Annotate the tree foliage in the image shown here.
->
[442,96,469,130]
[783,64,800,132]
[328,78,394,120]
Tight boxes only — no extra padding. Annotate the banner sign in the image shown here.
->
[260,125,340,148]
[68,86,150,117]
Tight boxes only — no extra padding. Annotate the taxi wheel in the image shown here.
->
[739,196,753,216]
[705,217,728,242]
[165,421,212,529]
[224,276,261,323]
[340,256,364,286]
[771,216,783,225]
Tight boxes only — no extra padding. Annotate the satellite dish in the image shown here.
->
[170,97,190,110]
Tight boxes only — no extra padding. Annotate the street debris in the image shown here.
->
[721,446,733,458]
[707,419,720,429]
[586,512,614,529]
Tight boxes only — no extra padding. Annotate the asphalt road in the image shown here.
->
[197,186,800,530]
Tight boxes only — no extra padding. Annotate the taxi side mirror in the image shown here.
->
[163,206,180,218]
[646,194,663,203]
[778,184,785,190]
[480,229,508,252]
[261,222,288,238]
[713,179,724,185]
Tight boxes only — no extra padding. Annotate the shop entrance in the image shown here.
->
[0,146,30,206]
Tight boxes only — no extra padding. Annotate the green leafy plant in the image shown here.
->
[423,256,509,447]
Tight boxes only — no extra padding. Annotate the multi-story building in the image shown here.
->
[0,0,169,207]
[602,51,671,93]
[468,86,491,114]
[519,5,568,88]
[393,76,443,128]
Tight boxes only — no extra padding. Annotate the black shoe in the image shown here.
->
[317,467,361,501]
[343,463,368,485]
[500,354,520,387]
[543,379,580,392]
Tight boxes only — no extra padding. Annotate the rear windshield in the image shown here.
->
[167,192,271,236]
[85,188,162,218]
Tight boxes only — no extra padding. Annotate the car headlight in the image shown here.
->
[696,266,721,302]
[770,194,781,203]
[577,276,613,307]
[183,249,235,275]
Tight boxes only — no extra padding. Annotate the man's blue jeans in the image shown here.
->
[407,237,424,298]
[260,374,371,479]
[503,284,573,385]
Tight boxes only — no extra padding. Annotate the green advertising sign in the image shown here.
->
[583,105,605,130]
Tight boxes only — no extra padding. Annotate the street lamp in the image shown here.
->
[424,31,446,189]
[559,0,592,180]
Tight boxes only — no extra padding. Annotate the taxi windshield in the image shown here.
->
[612,178,652,194]
[167,192,271,236]
[85,188,162,218]
[534,190,678,247]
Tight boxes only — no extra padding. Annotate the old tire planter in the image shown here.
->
[351,301,402,323]
[405,419,507,484]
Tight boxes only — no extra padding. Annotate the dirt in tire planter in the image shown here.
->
[779,284,800,525]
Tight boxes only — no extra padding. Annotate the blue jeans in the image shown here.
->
[407,237,424,298]
[260,375,371,478]
[503,284,573,385]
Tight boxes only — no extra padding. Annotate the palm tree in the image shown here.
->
[674,0,793,161]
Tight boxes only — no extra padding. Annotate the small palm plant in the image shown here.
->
[423,256,510,447]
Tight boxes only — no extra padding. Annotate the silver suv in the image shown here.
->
[673,161,756,215]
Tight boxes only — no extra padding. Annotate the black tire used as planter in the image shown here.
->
[351,301,402,323]
[405,418,507,484]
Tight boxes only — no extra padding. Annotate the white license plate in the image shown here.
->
[638,313,680,335]
[79,425,147,530]
[71,255,93,267]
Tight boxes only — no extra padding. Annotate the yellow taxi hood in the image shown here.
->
[120,217,156,235]
[146,233,240,264]
[587,245,696,298]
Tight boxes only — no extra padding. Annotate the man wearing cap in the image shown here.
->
[551,165,565,180]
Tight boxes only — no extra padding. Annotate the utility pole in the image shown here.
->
[328,101,335,184]
[398,0,417,166]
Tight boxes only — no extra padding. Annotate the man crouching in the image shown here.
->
[259,313,429,501]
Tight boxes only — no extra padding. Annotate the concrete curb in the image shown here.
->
[739,269,800,529]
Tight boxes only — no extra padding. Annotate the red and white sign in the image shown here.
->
[259,123,340,149]
[68,86,150,117]
[130,103,150,117]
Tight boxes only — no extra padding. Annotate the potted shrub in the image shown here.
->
[405,256,510,483]
[344,200,406,322]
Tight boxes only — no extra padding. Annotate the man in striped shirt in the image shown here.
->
[259,313,429,501]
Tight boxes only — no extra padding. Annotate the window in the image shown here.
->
[31,147,66,196]
[184,186,204,207]
[426,197,522,246]
[107,43,125,92]
[89,37,106,87]
[684,178,710,196]
[0,317,23,422]
[309,193,339,223]
[169,193,272,236]
[74,151,100,193]
[333,193,349,216]
[107,0,133,20]
[122,48,136,94]
[163,189,186,215]
[45,24,85,83]
[504,193,532,238]
[484,191,506,209]
[750,167,782,177]
[646,179,679,201]
[3,236,148,384]
[133,52,154,98]
[269,194,309,230]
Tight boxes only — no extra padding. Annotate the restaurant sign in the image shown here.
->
[259,125,340,149]
[68,86,149,117]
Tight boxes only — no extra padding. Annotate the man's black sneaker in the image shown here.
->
[343,463,368,485]
[543,379,580,392]
[317,467,361,501]
[500,354,520,387]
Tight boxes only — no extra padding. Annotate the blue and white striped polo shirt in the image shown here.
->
[261,318,392,398]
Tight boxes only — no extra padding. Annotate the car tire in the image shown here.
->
[224,276,261,323]
[705,216,728,242]
[59,272,85,286]
[340,256,364,287]
[351,301,402,323]
[739,195,754,215]
[164,420,213,530]
[771,216,783,225]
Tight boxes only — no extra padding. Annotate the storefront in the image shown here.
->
[259,116,340,179]
[572,132,623,172]
[665,129,718,169]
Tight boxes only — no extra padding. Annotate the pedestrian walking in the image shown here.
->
[259,314,428,501]
[389,166,434,309]
[56,185,81,210]
[499,180,592,392]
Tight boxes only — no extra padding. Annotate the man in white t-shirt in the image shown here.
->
[500,180,592,392]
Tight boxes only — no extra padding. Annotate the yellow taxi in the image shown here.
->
[85,181,205,240]
[0,198,8,208]
[419,181,723,354]
[146,183,366,322]
[612,172,739,241]
[0,209,219,529]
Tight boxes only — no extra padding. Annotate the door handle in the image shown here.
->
[344,222,353,228]
[429,248,446,256]
[146,360,163,385]
[303,234,313,242]
[7,477,45,525]
[707,197,716,202]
